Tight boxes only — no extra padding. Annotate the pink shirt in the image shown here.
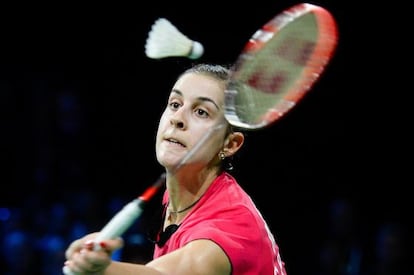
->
[154,172,287,275]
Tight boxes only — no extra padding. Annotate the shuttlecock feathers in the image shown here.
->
[145,18,204,59]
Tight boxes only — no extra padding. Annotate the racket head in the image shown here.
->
[224,3,338,130]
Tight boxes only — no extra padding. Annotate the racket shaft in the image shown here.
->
[94,173,164,244]
[95,199,144,242]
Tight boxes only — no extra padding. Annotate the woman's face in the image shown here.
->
[156,72,228,171]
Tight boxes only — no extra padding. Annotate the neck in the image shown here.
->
[164,168,218,223]
[168,195,202,214]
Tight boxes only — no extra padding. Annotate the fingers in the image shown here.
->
[64,243,109,274]
[65,234,94,259]
[64,235,124,274]
[65,238,84,260]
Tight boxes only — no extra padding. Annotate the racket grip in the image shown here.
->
[62,199,144,275]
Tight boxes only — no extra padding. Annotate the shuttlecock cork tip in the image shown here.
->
[189,41,204,59]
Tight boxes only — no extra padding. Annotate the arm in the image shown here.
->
[146,240,231,275]
[64,234,231,275]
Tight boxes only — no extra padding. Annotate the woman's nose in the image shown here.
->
[170,117,185,129]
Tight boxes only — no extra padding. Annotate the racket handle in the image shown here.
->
[63,173,165,275]
[63,173,166,275]
[62,199,144,275]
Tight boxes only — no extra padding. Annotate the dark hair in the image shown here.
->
[181,63,231,82]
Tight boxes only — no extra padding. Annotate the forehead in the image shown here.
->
[172,73,225,103]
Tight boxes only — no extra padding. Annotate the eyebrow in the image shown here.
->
[171,89,220,110]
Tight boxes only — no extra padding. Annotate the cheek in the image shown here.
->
[156,115,168,143]
[157,112,169,132]
[191,128,224,159]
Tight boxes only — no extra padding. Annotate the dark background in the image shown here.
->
[0,1,410,274]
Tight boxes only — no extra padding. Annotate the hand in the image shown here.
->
[63,233,124,274]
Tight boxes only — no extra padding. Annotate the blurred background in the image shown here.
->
[0,1,410,274]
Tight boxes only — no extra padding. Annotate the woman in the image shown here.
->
[64,63,287,275]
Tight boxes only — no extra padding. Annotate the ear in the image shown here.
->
[223,132,244,157]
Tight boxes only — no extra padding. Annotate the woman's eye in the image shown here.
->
[196,108,209,117]
[169,102,180,110]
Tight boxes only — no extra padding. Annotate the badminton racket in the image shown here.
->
[63,3,338,274]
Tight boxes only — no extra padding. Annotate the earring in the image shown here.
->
[219,151,226,160]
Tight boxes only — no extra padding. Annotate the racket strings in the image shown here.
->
[225,4,337,129]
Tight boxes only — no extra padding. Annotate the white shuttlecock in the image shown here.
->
[145,18,204,60]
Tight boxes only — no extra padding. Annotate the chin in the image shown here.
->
[158,155,182,169]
